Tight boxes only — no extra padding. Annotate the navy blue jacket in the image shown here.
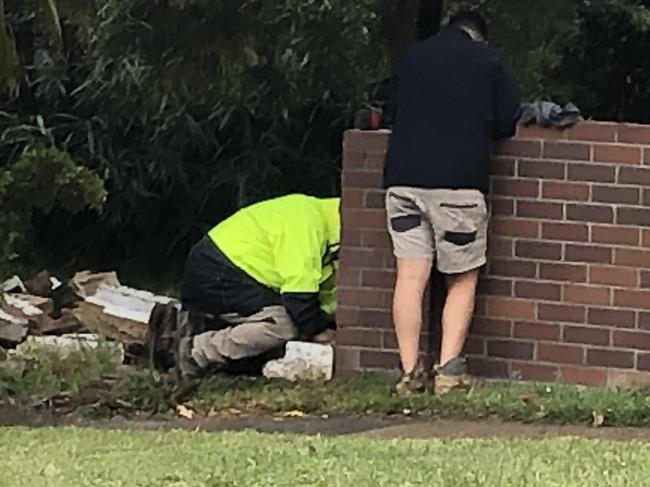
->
[383,26,520,194]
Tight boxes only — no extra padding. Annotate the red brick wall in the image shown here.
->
[335,122,650,387]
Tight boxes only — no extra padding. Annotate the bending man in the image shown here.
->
[176,194,340,379]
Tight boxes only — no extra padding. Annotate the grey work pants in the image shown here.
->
[191,305,298,368]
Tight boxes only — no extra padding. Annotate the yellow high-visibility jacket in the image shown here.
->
[208,194,340,336]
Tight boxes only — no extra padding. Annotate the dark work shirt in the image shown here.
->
[383,26,520,194]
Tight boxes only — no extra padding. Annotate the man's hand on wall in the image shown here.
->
[313,329,336,344]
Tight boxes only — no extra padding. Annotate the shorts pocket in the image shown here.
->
[444,231,477,246]
[390,215,421,233]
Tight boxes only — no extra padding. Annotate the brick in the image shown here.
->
[512,362,559,382]
[491,157,516,176]
[566,123,618,142]
[564,325,610,346]
[643,189,650,206]
[616,207,650,226]
[593,145,641,164]
[565,244,612,264]
[492,178,539,198]
[539,263,587,282]
[338,289,359,307]
[538,343,584,365]
[360,230,391,248]
[614,249,650,269]
[488,237,513,257]
[343,151,367,169]
[334,348,360,372]
[490,259,537,279]
[644,229,650,247]
[342,208,386,229]
[497,139,541,158]
[344,130,389,152]
[361,269,395,288]
[617,124,650,144]
[356,289,392,310]
[589,266,638,287]
[360,350,400,369]
[517,125,567,140]
[514,321,561,341]
[592,185,640,205]
[638,267,650,291]
[340,248,389,269]
[614,290,650,310]
[339,268,362,287]
[619,167,650,186]
[587,308,635,328]
[542,181,589,201]
[639,313,650,331]
[491,218,539,238]
[342,188,364,207]
[560,366,608,386]
[568,164,615,183]
[487,339,534,359]
[608,371,650,388]
[586,348,634,369]
[467,357,509,378]
[538,304,585,323]
[342,169,383,188]
[486,297,536,320]
[490,198,514,216]
[544,142,590,161]
[542,222,588,242]
[477,278,513,297]
[341,228,362,246]
[564,285,611,306]
[637,353,650,372]
[358,310,393,329]
[515,240,562,261]
[646,148,650,165]
[336,328,382,348]
[464,336,486,355]
[591,226,639,246]
[613,329,650,351]
[364,190,385,209]
[517,201,563,220]
[472,317,512,337]
[514,281,562,301]
[518,159,566,179]
[337,306,360,326]
[363,151,387,170]
[566,204,614,224]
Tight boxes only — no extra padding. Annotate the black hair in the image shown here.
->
[448,11,488,41]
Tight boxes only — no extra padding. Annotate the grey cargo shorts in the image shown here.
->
[385,187,488,274]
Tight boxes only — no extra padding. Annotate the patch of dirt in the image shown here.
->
[2,405,650,441]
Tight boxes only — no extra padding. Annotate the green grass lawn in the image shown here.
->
[0,427,646,486]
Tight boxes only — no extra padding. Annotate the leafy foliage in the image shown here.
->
[0,146,106,265]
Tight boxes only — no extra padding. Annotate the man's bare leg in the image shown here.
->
[393,257,433,373]
[439,268,480,367]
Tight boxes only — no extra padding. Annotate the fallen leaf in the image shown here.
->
[518,393,539,404]
[176,404,195,420]
[283,410,305,418]
[592,411,605,428]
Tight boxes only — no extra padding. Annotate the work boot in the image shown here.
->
[174,336,203,382]
[394,362,428,397]
[433,356,473,395]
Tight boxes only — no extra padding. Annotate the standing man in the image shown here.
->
[175,194,340,380]
[383,11,520,396]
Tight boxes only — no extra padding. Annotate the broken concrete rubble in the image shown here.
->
[263,341,334,382]
[1,270,177,365]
